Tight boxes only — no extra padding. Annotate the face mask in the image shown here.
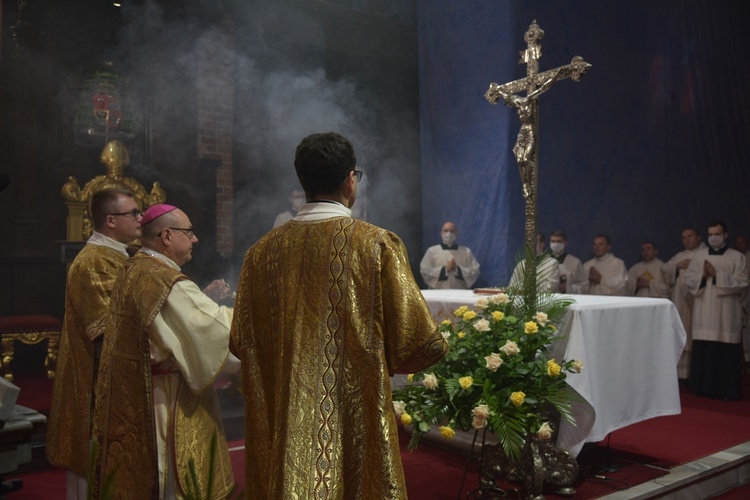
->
[708,234,725,249]
[550,242,564,254]
[441,231,457,246]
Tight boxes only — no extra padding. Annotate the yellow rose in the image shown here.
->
[509,391,526,407]
[547,359,561,377]
[439,426,455,439]
[492,311,505,322]
[453,305,468,317]
[441,319,452,326]
[462,310,477,321]
[457,331,466,339]
[407,373,414,383]
[401,413,413,425]
[537,422,553,440]
[459,376,473,390]
[524,321,539,334]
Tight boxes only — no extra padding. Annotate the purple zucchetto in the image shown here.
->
[140,203,177,226]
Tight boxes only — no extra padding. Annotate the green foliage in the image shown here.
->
[392,285,583,461]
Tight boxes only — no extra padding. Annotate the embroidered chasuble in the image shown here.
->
[91,253,234,499]
[46,243,127,477]
[231,216,449,499]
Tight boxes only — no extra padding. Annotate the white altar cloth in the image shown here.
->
[420,290,687,457]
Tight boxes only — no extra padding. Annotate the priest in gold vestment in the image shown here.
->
[230,132,449,499]
[90,204,237,499]
[46,188,142,500]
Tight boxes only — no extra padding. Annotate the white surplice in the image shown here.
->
[627,259,669,298]
[420,244,480,289]
[580,253,628,296]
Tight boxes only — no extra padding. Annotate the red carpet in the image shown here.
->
[4,375,750,498]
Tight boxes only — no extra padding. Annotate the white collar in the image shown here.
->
[293,201,352,221]
[86,231,130,258]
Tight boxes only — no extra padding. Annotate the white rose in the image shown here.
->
[572,360,584,373]
[484,353,503,372]
[422,372,438,390]
[537,422,553,440]
[499,340,520,356]
[489,292,510,305]
[475,297,489,310]
[474,318,491,332]
[393,400,406,417]
[472,404,490,420]
[472,417,488,429]
[534,311,548,326]
[441,331,451,341]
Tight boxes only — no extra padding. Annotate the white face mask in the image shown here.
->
[708,234,725,250]
[550,242,565,254]
[441,231,457,246]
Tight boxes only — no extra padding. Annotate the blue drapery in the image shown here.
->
[418,0,750,287]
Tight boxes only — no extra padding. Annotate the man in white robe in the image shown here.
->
[273,187,306,228]
[684,221,747,400]
[664,227,707,378]
[548,230,586,294]
[420,221,480,289]
[627,241,669,298]
[509,233,560,292]
[580,234,628,296]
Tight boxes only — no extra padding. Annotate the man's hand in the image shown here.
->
[446,257,457,274]
[703,260,717,279]
[204,279,233,302]
[588,267,602,285]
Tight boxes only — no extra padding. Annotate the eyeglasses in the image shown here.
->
[165,227,196,239]
[110,209,142,220]
[353,170,363,182]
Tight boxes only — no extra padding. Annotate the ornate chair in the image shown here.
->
[0,315,61,382]
[61,139,166,242]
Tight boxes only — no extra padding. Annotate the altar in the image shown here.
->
[418,290,687,457]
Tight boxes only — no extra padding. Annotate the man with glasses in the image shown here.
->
[47,188,143,499]
[90,203,237,499]
[230,132,448,498]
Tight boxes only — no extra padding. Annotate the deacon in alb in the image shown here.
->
[627,241,669,298]
[581,234,628,296]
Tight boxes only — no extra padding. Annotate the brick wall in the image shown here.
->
[195,18,235,257]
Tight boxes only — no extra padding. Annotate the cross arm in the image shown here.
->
[485,56,591,104]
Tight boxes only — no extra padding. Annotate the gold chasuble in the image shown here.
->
[46,244,127,476]
[91,253,234,499]
[231,216,449,499]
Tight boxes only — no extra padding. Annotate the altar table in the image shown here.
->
[419,290,687,457]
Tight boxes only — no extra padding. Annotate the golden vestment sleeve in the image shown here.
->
[46,245,127,477]
[230,217,448,500]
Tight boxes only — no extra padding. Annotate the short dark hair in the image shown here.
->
[594,234,611,245]
[90,188,135,230]
[682,226,699,236]
[708,220,728,233]
[294,132,357,199]
[550,230,567,241]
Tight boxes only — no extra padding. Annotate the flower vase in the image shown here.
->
[479,435,578,499]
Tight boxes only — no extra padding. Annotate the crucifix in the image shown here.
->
[485,20,590,302]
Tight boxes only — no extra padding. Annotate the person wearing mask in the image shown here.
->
[548,230,586,294]
[684,221,747,400]
[420,221,481,289]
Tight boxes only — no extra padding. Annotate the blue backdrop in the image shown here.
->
[417,0,750,287]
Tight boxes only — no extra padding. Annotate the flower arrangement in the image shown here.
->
[392,288,583,461]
